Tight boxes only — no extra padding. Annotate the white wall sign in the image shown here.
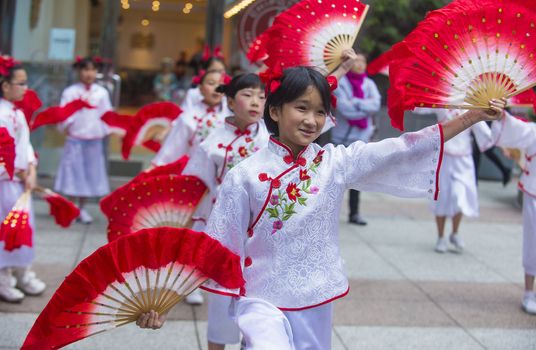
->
[48,28,76,60]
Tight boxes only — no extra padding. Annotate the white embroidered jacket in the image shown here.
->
[184,118,270,229]
[151,100,231,166]
[492,112,536,198]
[0,99,37,181]
[58,83,112,139]
[414,108,492,156]
[202,124,444,310]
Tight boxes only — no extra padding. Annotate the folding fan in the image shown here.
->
[246,32,270,65]
[0,127,15,179]
[31,99,95,131]
[104,174,207,242]
[0,190,32,252]
[262,0,369,74]
[100,156,189,217]
[387,0,536,130]
[21,227,245,350]
[102,102,182,160]
[367,50,393,76]
[508,88,536,112]
[34,187,80,228]
[14,89,43,126]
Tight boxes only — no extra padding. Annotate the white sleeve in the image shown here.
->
[492,112,536,150]
[201,168,250,294]
[335,124,443,199]
[471,121,493,152]
[151,117,192,166]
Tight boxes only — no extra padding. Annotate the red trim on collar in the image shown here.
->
[270,136,309,165]
[434,124,445,201]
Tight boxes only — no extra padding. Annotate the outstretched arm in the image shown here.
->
[441,99,505,142]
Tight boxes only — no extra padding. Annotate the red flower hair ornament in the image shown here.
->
[0,55,20,78]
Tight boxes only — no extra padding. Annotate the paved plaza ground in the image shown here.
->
[1,180,535,349]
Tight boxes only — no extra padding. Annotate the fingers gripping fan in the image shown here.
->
[0,127,15,179]
[263,0,369,74]
[21,227,245,349]
[105,174,207,242]
[387,0,536,130]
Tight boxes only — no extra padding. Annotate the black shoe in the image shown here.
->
[502,171,511,187]
[349,214,367,226]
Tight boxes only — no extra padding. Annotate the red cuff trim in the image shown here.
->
[200,285,240,297]
[278,286,350,311]
[434,124,445,201]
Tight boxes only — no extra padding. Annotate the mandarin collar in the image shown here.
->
[268,136,315,166]
[224,117,259,136]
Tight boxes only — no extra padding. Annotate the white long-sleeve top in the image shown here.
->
[201,124,444,310]
[58,82,112,139]
[152,99,231,166]
[184,118,270,228]
[414,108,493,156]
[0,99,36,181]
[492,112,536,197]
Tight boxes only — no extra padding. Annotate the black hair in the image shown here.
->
[263,66,331,136]
[215,73,264,98]
[0,63,24,98]
[202,56,226,71]
[200,69,223,85]
[73,56,103,70]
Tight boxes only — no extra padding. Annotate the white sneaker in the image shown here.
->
[0,284,24,303]
[522,295,536,315]
[185,289,204,305]
[435,237,448,253]
[78,208,93,224]
[14,269,46,296]
[449,234,465,253]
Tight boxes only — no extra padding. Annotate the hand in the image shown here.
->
[25,170,37,191]
[481,98,507,121]
[339,48,358,73]
[136,310,167,330]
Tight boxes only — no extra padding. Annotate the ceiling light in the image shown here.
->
[224,0,257,19]
[141,19,150,26]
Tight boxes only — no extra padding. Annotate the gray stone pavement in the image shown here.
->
[1,180,536,349]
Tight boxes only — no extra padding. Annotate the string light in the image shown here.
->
[224,0,257,19]
[141,18,150,26]
[152,0,160,11]
[182,2,193,14]
[121,0,130,10]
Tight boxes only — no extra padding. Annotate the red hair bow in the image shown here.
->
[223,73,232,85]
[259,64,284,95]
[0,55,20,77]
[202,44,225,61]
[192,69,206,85]
[326,75,338,108]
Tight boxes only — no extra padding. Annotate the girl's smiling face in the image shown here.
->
[269,85,327,156]
[228,87,266,129]
[200,71,224,107]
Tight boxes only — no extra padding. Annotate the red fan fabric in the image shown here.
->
[367,50,393,76]
[31,99,94,131]
[104,174,206,242]
[246,32,269,64]
[21,227,245,350]
[14,89,43,126]
[387,0,536,130]
[44,192,80,228]
[0,127,15,179]
[99,155,189,216]
[101,111,130,136]
[101,102,182,160]
[509,89,536,113]
[141,139,161,152]
[262,0,369,74]
[0,191,32,252]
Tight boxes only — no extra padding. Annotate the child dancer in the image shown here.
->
[181,57,227,112]
[0,57,46,303]
[490,110,536,314]
[54,57,112,224]
[138,64,505,348]
[184,73,268,350]
[151,70,230,167]
[414,108,493,253]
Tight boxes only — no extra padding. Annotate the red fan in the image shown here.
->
[14,89,43,126]
[0,127,15,179]
[509,88,536,112]
[31,99,95,131]
[0,191,32,252]
[246,32,269,65]
[367,50,393,76]
[35,187,80,228]
[100,156,189,216]
[102,102,182,160]
[21,227,245,350]
[261,0,369,74]
[387,0,536,130]
[104,174,207,242]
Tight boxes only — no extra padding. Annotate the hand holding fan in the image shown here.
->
[387,0,536,130]
[0,127,15,179]
[0,190,32,252]
[104,174,207,242]
[21,227,245,350]
[31,99,95,131]
[262,0,369,74]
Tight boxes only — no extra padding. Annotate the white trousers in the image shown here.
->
[523,193,536,276]
[207,293,241,344]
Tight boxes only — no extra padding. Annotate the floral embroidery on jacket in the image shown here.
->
[224,135,260,171]
[260,149,324,234]
[192,112,219,144]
